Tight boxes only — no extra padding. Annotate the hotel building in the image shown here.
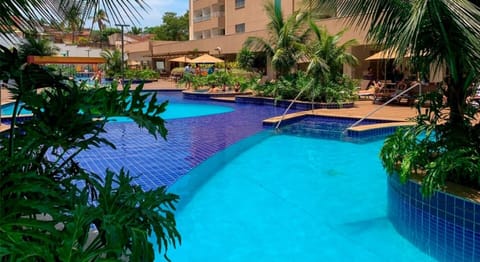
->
[125,0,374,80]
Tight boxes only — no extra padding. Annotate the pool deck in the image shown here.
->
[0,78,421,133]
[3,78,478,129]
[137,79,421,121]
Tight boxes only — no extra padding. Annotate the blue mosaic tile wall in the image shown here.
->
[388,176,480,262]
[73,91,293,190]
[347,125,400,142]
[271,115,397,142]
[234,95,354,109]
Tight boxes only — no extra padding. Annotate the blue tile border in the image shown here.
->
[182,91,252,100]
[388,176,480,262]
[233,95,355,109]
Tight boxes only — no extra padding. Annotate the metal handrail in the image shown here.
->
[274,88,307,130]
[345,82,421,132]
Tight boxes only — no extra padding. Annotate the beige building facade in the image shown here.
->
[125,0,376,80]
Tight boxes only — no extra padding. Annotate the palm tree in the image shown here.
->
[312,0,480,130]
[0,0,148,39]
[303,21,358,102]
[130,26,143,35]
[90,9,109,47]
[92,9,109,31]
[64,4,84,44]
[18,34,61,61]
[244,0,310,78]
[310,0,480,193]
[0,1,181,261]
[305,21,358,88]
[101,49,122,78]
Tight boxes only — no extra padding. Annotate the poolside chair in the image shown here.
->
[373,84,396,104]
[358,86,375,100]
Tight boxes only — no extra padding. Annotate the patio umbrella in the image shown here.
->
[365,48,405,82]
[366,48,421,82]
[365,48,414,61]
[190,54,224,64]
[169,56,192,63]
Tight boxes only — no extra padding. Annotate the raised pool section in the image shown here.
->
[388,176,480,261]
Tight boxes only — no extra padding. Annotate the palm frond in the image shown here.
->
[0,0,149,38]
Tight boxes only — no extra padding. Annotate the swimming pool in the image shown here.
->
[3,91,437,260]
[1,94,233,121]
[164,131,435,261]
[70,91,435,261]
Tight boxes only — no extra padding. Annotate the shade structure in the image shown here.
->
[128,60,141,66]
[365,49,399,60]
[365,48,415,60]
[27,56,106,64]
[168,56,192,63]
[190,54,224,64]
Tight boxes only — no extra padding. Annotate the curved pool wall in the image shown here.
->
[388,176,480,261]
[234,95,355,110]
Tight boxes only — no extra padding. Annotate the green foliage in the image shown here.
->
[18,35,60,61]
[101,49,122,78]
[236,47,256,71]
[380,90,480,196]
[125,69,160,80]
[178,70,256,91]
[102,27,121,36]
[0,0,147,38]
[130,26,143,35]
[244,1,310,77]
[251,71,357,103]
[313,0,480,195]
[170,67,184,77]
[0,46,180,261]
[304,22,358,88]
[145,11,189,41]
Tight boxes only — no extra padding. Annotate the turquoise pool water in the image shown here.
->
[0,103,31,116]
[1,102,233,120]
[162,131,435,261]
[110,103,233,122]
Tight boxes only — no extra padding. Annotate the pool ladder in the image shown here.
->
[343,82,421,134]
[274,82,421,134]
[274,88,311,130]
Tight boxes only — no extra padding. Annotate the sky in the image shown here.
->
[138,0,189,28]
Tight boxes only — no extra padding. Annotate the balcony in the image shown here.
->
[193,15,211,23]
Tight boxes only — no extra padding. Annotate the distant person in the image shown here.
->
[208,65,215,74]
[183,64,193,89]
[234,82,241,92]
[195,65,201,75]
[364,67,375,80]
[184,64,192,74]
[369,80,383,91]
[93,69,103,82]
[208,85,220,93]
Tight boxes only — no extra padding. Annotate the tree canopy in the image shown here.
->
[144,11,189,41]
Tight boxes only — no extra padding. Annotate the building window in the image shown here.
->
[235,0,245,9]
[235,23,245,33]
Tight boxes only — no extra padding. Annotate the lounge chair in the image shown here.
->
[358,86,376,100]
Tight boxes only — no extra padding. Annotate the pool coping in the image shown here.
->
[262,110,416,134]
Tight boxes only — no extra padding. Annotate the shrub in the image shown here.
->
[0,46,180,261]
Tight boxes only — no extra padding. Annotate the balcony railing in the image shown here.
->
[193,15,211,23]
